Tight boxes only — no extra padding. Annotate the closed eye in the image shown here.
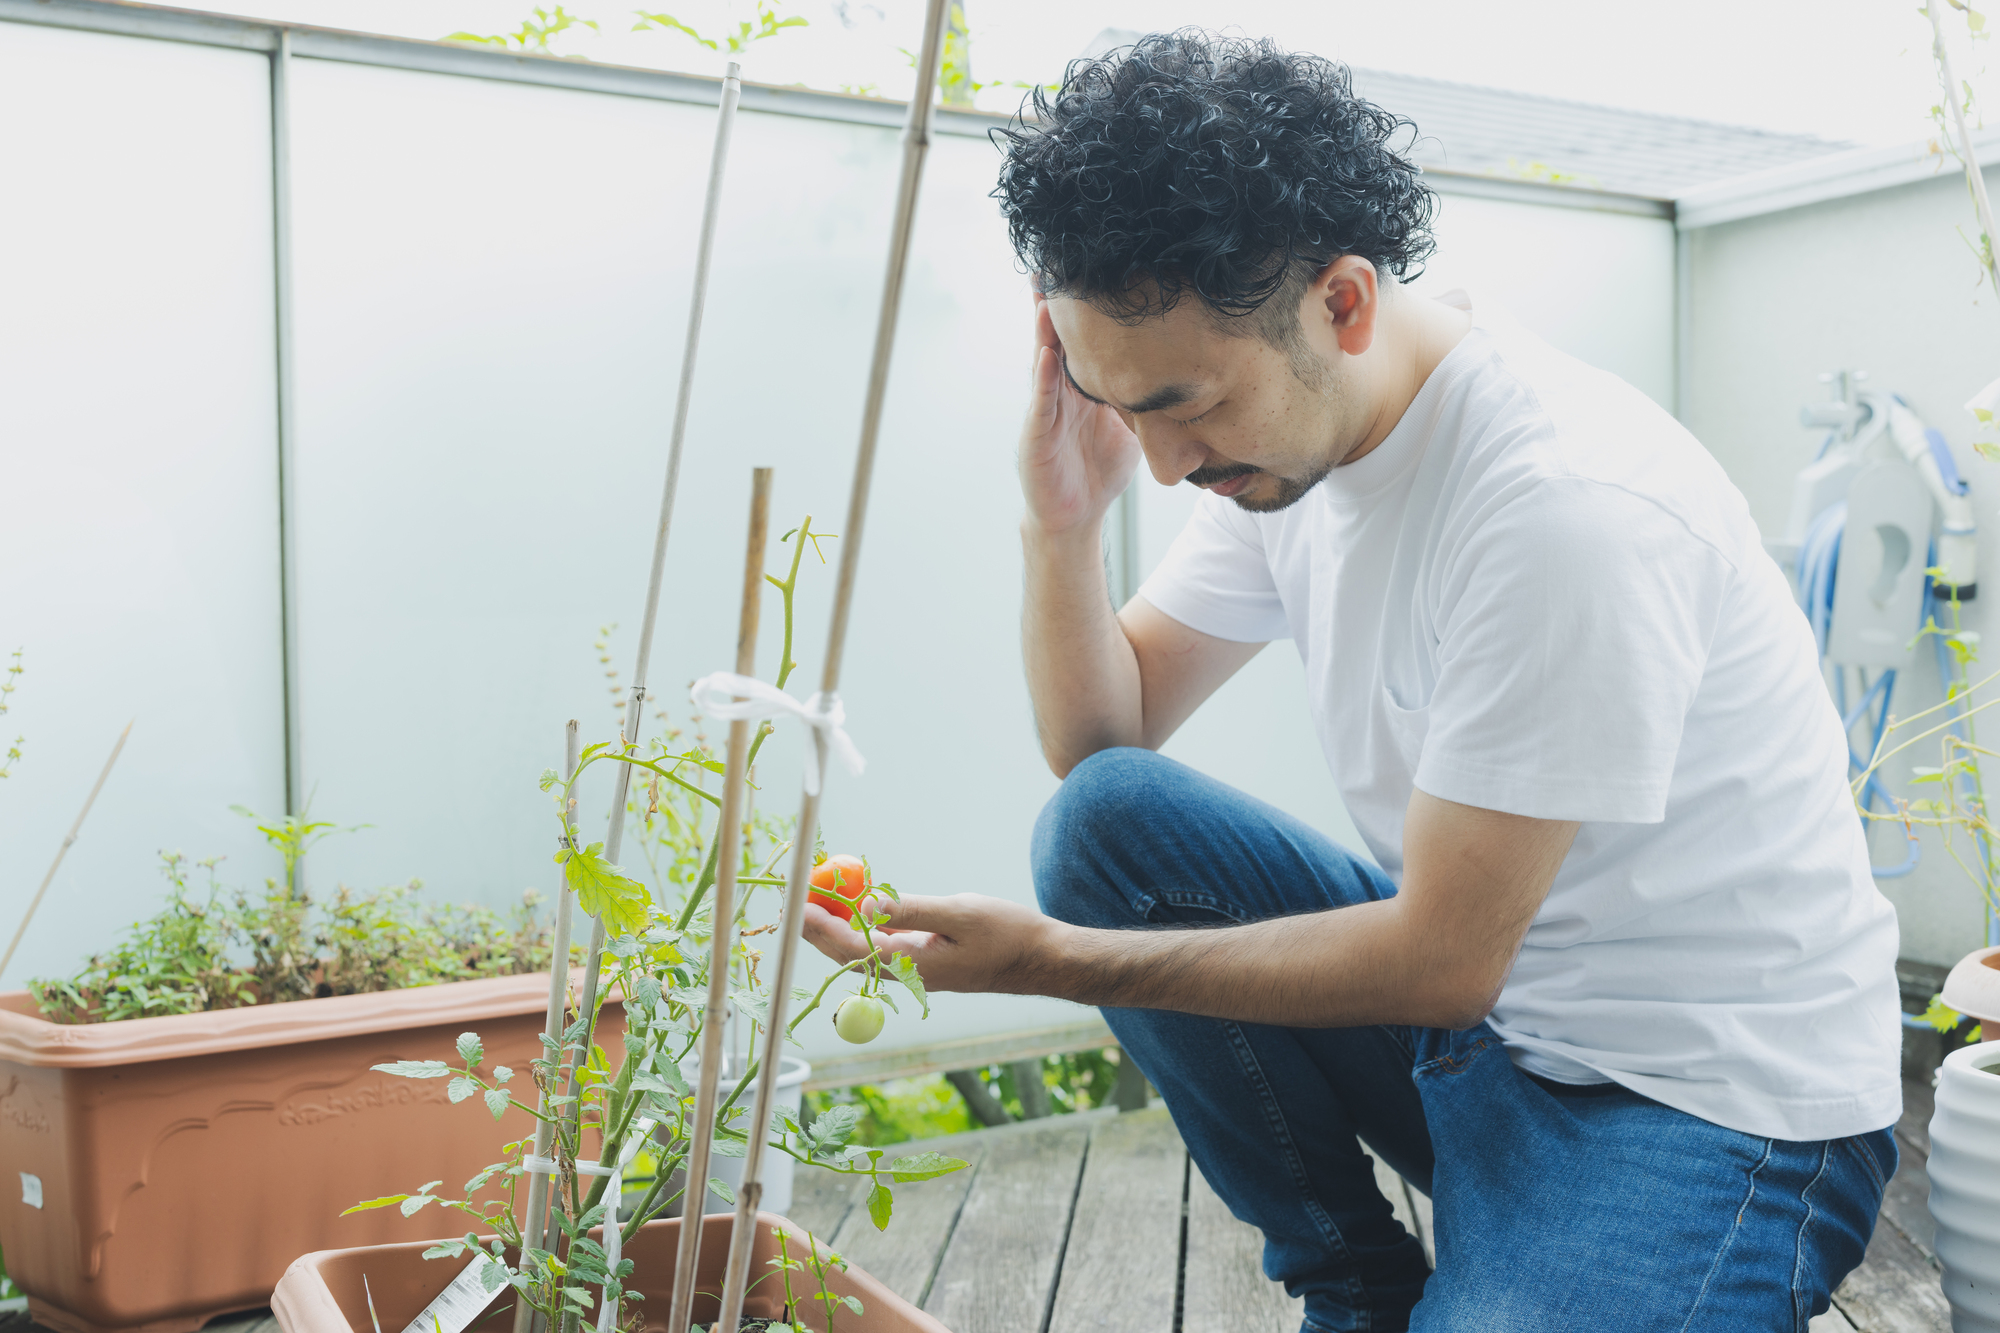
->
[1173,406,1215,426]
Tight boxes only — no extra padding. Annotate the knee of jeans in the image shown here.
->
[1031,747,1166,925]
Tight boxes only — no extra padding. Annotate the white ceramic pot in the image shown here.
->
[1944,946,2000,1032]
[1928,1030,2000,1331]
[664,1054,813,1217]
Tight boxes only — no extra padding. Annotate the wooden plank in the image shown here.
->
[1045,1109,1185,1333]
[1811,1304,1862,1331]
[1831,1211,1951,1333]
[1182,1165,1304,1333]
[1358,1142,1419,1242]
[922,1118,1093,1333]
[1898,1077,1934,1158]
[203,1315,277,1333]
[1878,1140,1936,1262]
[1407,1181,1437,1272]
[784,1161,865,1243]
[828,1135,991,1305]
[801,1019,1116,1091]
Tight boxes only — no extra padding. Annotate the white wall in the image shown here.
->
[0,23,288,989]
[1685,169,2000,968]
[1,19,1679,1059]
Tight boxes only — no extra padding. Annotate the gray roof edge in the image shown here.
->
[1675,124,2000,229]
[0,0,1670,216]
[1349,64,1851,155]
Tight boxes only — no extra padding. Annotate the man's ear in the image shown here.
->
[1310,256,1381,357]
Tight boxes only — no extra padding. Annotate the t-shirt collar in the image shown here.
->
[1315,291,1483,505]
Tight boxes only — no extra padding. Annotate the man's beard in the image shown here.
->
[1185,460,1335,514]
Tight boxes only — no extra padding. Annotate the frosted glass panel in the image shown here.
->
[285,60,1086,1057]
[1415,193,1677,408]
[0,22,285,988]
[0,20,1677,1049]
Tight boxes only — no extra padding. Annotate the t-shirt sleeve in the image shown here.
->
[1135,492,1289,643]
[1415,477,1736,824]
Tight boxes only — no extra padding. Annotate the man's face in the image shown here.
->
[1046,288,1362,513]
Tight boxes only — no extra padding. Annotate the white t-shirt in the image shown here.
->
[1137,298,1901,1142]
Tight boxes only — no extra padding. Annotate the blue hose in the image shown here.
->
[1797,506,1920,876]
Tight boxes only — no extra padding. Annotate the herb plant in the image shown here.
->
[1856,581,1996,1038]
[349,517,966,1333]
[29,817,561,1024]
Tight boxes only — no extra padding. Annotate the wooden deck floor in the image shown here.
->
[0,1081,1949,1333]
[776,1081,1953,1333]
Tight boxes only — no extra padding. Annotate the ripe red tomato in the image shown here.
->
[808,853,870,921]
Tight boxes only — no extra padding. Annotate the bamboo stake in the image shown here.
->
[714,1,951,1322]
[567,60,745,1104]
[665,469,772,1333]
[513,720,582,1333]
[0,720,132,980]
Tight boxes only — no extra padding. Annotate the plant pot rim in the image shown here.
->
[271,1211,953,1333]
[0,970,594,1069]
[1942,945,2000,1029]
[1944,1038,2000,1079]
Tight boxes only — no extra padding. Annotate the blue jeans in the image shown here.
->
[1032,748,1895,1333]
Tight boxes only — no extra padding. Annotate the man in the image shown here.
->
[805,31,1900,1332]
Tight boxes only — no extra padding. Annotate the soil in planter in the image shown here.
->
[29,853,562,1023]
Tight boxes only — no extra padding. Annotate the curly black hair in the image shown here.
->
[993,30,1436,336]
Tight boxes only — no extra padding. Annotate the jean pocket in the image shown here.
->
[1412,1024,1496,1077]
[1839,1127,1898,1194]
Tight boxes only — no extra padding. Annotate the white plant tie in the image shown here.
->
[688,672,865,795]
[521,1115,657,1333]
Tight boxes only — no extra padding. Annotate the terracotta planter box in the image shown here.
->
[0,975,623,1333]
[271,1212,949,1333]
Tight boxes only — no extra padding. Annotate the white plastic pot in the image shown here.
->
[665,1054,813,1217]
[1929,948,2000,1333]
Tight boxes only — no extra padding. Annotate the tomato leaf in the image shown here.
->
[456,1032,484,1065]
[866,1183,893,1231]
[374,1060,453,1079]
[342,1194,411,1215]
[554,841,651,936]
[484,1089,512,1119]
[886,953,929,1019]
[887,1151,968,1183]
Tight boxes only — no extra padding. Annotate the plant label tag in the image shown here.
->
[398,1252,505,1333]
[19,1173,41,1209]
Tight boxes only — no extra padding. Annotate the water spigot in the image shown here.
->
[1801,369,1870,441]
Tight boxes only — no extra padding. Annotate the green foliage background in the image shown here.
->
[805,1048,1130,1146]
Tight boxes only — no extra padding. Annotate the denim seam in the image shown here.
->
[1156,891,1251,922]
[1678,1137,1774,1333]
[1788,1141,1834,1333]
[1413,1037,1490,1078]
[1220,1018,1373,1325]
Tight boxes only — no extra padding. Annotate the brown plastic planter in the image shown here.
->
[0,976,623,1333]
[271,1212,949,1333]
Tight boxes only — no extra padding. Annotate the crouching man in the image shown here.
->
[806,31,1900,1332]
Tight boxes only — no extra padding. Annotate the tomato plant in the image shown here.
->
[834,994,886,1044]
[348,514,959,1333]
[809,852,870,920]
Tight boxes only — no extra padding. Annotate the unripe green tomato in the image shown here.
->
[833,994,885,1044]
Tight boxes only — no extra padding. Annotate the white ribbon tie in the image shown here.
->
[688,673,865,795]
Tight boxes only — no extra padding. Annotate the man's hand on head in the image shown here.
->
[801,893,1069,996]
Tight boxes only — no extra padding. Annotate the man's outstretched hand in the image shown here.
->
[801,893,1068,997]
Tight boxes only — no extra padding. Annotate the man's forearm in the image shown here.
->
[1009,897,1500,1031]
[1021,517,1143,775]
